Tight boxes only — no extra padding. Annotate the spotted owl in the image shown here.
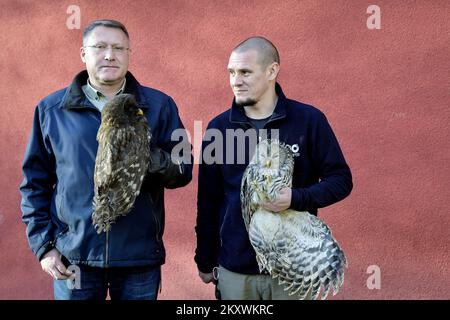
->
[240,139,347,300]
[92,93,151,233]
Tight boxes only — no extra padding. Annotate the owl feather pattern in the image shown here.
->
[92,94,151,233]
[240,139,347,300]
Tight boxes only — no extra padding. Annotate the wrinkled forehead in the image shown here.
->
[227,49,262,69]
[84,26,130,45]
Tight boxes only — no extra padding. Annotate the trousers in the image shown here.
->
[217,265,311,300]
[54,263,161,300]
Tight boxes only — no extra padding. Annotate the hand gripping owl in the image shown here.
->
[240,139,347,300]
[92,93,151,233]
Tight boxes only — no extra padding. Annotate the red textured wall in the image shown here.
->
[1,0,449,300]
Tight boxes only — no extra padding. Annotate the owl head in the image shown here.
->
[101,93,145,126]
[252,139,293,174]
[249,139,294,201]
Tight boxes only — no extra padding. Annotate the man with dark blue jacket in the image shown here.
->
[195,37,352,299]
[20,19,192,300]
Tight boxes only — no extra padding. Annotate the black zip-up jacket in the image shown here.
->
[195,83,352,274]
[20,70,192,267]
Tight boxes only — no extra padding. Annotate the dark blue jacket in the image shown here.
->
[20,70,192,267]
[195,83,352,274]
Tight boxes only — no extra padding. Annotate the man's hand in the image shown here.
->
[263,187,292,212]
[148,147,182,175]
[198,271,215,284]
[40,248,73,280]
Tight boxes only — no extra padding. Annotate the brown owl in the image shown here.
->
[240,139,347,300]
[92,93,151,233]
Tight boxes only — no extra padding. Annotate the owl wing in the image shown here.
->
[94,126,120,191]
[240,165,252,231]
[92,126,128,232]
[116,125,150,213]
[240,163,261,231]
[93,125,150,232]
[279,211,347,300]
[250,210,347,300]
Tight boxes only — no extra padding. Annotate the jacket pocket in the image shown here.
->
[146,193,161,244]
[219,203,231,246]
[54,225,70,253]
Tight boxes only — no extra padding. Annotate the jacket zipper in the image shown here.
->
[90,108,109,267]
[57,185,65,220]
[148,194,161,243]
[105,230,109,267]
[153,212,160,243]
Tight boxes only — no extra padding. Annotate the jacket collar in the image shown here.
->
[229,82,287,125]
[60,70,148,109]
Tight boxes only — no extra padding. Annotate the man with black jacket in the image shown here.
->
[195,37,352,299]
[20,19,192,300]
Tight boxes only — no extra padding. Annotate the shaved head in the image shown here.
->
[232,36,280,68]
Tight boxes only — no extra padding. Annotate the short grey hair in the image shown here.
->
[83,19,129,44]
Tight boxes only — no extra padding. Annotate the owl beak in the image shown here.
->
[265,159,272,168]
[137,109,144,116]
